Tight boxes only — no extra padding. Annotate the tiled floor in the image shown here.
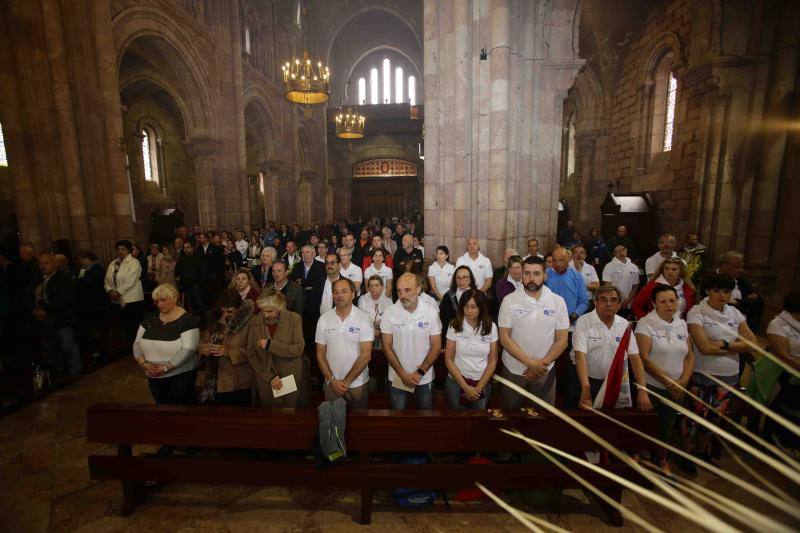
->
[0,357,795,532]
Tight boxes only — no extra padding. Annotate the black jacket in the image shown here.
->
[176,253,208,290]
[26,270,78,327]
[77,262,108,313]
[290,260,326,297]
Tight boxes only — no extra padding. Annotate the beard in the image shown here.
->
[525,281,544,292]
[400,297,416,311]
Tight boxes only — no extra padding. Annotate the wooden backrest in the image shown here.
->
[87,403,658,453]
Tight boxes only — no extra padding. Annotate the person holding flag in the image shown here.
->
[574,285,652,411]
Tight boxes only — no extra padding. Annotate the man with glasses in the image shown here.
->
[573,285,651,411]
[499,256,569,407]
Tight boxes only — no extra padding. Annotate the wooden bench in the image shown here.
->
[87,403,658,525]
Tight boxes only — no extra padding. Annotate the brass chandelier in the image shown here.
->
[281,5,329,105]
[334,106,365,139]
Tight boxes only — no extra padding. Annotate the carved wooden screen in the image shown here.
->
[353,158,418,178]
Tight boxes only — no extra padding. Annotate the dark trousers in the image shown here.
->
[121,301,145,345]
[215,388,251,406]
[41,321,82,375]
[148,369,197,405]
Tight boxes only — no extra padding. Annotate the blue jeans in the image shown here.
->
[445,375,490,411]
[388,382,433,410]
[41,322,82,375]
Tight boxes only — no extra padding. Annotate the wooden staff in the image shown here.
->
[474,482,542,532]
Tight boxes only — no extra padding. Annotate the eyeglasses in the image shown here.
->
[455,275,471,281]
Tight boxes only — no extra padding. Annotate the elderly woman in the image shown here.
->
[199,288,255,406]
[494,255,524,307]
[245,287,306,407]
[381,227,397,256]
[635,285,694,475]
[230,267,260,310]
[133,283,199,406]
[251,246,277,288]
[156,245,176,286]
[632,257,696,319]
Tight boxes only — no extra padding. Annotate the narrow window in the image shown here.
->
[567,118,576,176]
[0,122,7,167]
[663,73,677,152]
[370,68,379,105]
[382,58,391,104]
[408,76,416,106]
[395,67,403,104]
[358,77,366,105]
[244,25,251,54]
[141,127,160,184]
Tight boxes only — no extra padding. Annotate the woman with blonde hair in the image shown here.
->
[245,287,305,406]
[251,246,277,288]
[632,257,695,319]
[229,267,260,310]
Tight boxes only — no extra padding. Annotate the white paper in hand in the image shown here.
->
[272,374,297,398]
[390,377,415,393]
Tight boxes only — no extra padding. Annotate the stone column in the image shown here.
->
[186,137,222,230]
[423,0,583,265]
[260,160,284,222]
[575,131,599,230]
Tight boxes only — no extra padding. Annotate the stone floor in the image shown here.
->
[0,357,796,532]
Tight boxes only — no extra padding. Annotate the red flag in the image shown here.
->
[601,326,632,410]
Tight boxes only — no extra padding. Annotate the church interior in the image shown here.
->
[1,0,799,531]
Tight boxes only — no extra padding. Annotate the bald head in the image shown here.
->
[551,247,570,274]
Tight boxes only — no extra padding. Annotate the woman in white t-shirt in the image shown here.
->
[635,285,693,474]
[427,245,455,301]
[686,273,757,462]
[363,249,393,298]
[760,292,800,449]
[444,288,498,410]
[357,274,393,348]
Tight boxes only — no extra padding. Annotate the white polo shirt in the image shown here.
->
[645,251,684,277]
[570,261,599,288]
[357,293,393,329]
[315,307,373,388]
[427,261,455,297]
[380,300,442,386]
[318,277,340,315]
[340,262,363,284]
[572,310,639,380]
[364,263,393,287]
[419,292,439,312]
[456,252,493,289]
[602,257,640,300]
[635,310,690,388]
[498,286,570,375]
[687,298,745,377]
[767,311,800,358]
[446,322,499,380]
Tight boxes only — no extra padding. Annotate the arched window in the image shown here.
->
[395,67,404,104]
[650,52,678,155]
[0,122,7,167]
[140,127,161,184]
[382,58,391,104]
[358,77,366,105]
[259,172,265,194]
[408,76,416,106]
[566,115,576,176]
[369,68,379,105]
[244,25,251,54]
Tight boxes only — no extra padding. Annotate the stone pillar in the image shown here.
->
[186,137,222,230]
[260,160,284,222]
[423,0,583,265]
[575,132,599,231]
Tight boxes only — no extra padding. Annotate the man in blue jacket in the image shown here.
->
[545,247,590,325]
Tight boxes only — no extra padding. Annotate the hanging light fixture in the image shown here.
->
[281,5,329,105]
[334,81,365,139]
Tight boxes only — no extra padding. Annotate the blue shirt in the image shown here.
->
[545,267,590,318]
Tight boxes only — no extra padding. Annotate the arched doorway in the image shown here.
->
[351,158,420,217]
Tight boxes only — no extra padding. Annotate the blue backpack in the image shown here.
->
[391,455,436,507]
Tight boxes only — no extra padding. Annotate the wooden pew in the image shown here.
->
[87,403,658,525]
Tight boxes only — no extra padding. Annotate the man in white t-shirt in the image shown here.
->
[645,234,684,279]
[602,244,641,310]
[573,285,651,411]
[338,247,363,294]
[315,278,373,408]
[522,238,544,260]
[569,245,600,290]
[380,273,442,410]
[316,253,342,315]
[456,237,493,292]
[499,256,569,407]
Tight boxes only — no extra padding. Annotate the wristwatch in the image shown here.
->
[162,365,169,374]
[416,367,426,377]
[721,340,730,351]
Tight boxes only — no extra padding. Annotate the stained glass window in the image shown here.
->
[408,76,416,106]
[369,68,379,105]
[358,77,366,105]
[0,123,7,167]
[663,73,677,152]
[382,59,391,104]
[395,67,403,104]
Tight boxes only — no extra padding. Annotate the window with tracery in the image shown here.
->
[141,127,161,184]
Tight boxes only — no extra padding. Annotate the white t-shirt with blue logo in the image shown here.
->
[380,300,442,385]
[446,322,499,380]
[572,310,639,380]
[315,306,374,388]
[686,298,745,377]
[498,285,570,376]
[634,310,690,388]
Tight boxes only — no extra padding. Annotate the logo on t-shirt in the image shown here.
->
[727,321,736,327]
[480,335,492,343]
[348,326,360,333]
[417,321,430,329]
[677,334,686,340]
[543,309,554,316]
[615,336,621,342]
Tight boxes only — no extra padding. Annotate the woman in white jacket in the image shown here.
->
[104,239,145,343]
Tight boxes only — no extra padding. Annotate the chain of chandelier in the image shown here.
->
[281,4,365,139]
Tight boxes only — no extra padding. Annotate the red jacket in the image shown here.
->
[631,280,695,319]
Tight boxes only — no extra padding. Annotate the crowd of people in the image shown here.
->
[0,215,797,473]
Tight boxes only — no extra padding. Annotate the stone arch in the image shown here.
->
[573,65,605,132]
[297,124,316,172]
[346,45,424,95]
[640,31,686,84]
[243,84,285,153]
[113,5,219,137]
[323,6,422,64]
[244,99,278,170]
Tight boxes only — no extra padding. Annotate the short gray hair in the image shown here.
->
[594,284,623,302]
[717,251,743,266]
